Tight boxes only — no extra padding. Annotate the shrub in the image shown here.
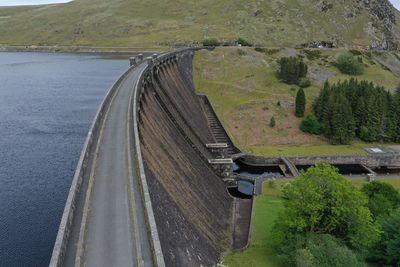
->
[302,49,322,60]
[237,49,247,56]
[237,37,252,47]
[301,114,322,135]
[202,38,220,47]
[291,234,365,267]
[299,77,311,88]
[336,52,364,75]
[361,181,400,218]
[368,210,400,265]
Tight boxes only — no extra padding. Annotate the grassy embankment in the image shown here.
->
[193,47,400,156]
[221,178,400,267]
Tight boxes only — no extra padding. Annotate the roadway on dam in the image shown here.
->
[66,62,153,267]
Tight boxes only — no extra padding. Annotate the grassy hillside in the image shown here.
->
[193,47,400,156]
[0,0,399,48]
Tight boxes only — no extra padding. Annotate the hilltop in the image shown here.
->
[0,0,399,49]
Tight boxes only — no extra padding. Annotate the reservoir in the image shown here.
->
[0,52,127,266]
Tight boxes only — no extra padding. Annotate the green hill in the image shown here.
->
[0,0,399,49]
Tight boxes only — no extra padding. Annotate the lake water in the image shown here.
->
[0,52,128,266]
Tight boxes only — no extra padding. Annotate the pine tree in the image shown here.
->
[329,93,355,144]
[270,116,276,128]
[295,88,306,117]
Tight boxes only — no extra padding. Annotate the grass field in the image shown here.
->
[193,47,400,156]
[221,177,400,267]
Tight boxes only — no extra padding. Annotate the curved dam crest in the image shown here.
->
[51,48,244,267]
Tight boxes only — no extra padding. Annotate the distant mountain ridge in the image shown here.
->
[0,0,399,49]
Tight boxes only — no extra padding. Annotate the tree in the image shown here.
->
[312,79,399,144]
[336,52,364,75]
[368,210,400,265]
[361,181,400,218]
[293,234,365,267]
[328,93,355,145]
[273,162,380,250]
[277,57,308,84]
[296,88,306,118]
[300,114,322,135]
[270,116,276,128]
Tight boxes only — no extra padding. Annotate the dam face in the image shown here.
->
[138,52,233,266]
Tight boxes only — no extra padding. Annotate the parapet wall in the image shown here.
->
[241,154,400,169]
[137,50,233,266]
[49,65,136,267]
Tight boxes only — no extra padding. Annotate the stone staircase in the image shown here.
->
[200,96,239,156]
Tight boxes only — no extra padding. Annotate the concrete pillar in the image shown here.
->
[138,54,144,61]
[129,57,136,66]
[152,53,158,60]
[145,56,153,64]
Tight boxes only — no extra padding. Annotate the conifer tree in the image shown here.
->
[295,88,306,118]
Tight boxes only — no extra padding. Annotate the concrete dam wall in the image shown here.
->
[138,51,234,266]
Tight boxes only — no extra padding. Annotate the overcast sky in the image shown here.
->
[0,0,399,9]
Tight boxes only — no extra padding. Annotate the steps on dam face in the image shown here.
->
[201,98,238,156]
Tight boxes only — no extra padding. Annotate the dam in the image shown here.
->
[49,48,251,267]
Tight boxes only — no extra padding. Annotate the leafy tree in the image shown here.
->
[368,210,400,265]
[295,88,306,118]
[361,181,400,218]
[273,162,380,250]
[293,234,365,267]
[336,52,364,75]
[300,114,322,135]
[270,116,276,128]
[277,56,308,84]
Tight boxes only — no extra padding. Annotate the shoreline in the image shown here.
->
[0,44,172,54]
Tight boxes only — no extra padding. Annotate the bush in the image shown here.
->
[301,114,322,135]
[299,77,311,88]
[336,52,364,75]
[368,210,400,265]
[291,234,365,267]
[360,126,373,142]
[202,38,220,47]
[302,49,322,60]
[237,37,252,47]
[361,181,400,218]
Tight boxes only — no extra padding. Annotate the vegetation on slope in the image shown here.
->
[0,0,399,48]
[193,47,400,156]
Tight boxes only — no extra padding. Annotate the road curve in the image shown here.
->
[80,62,153,267]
